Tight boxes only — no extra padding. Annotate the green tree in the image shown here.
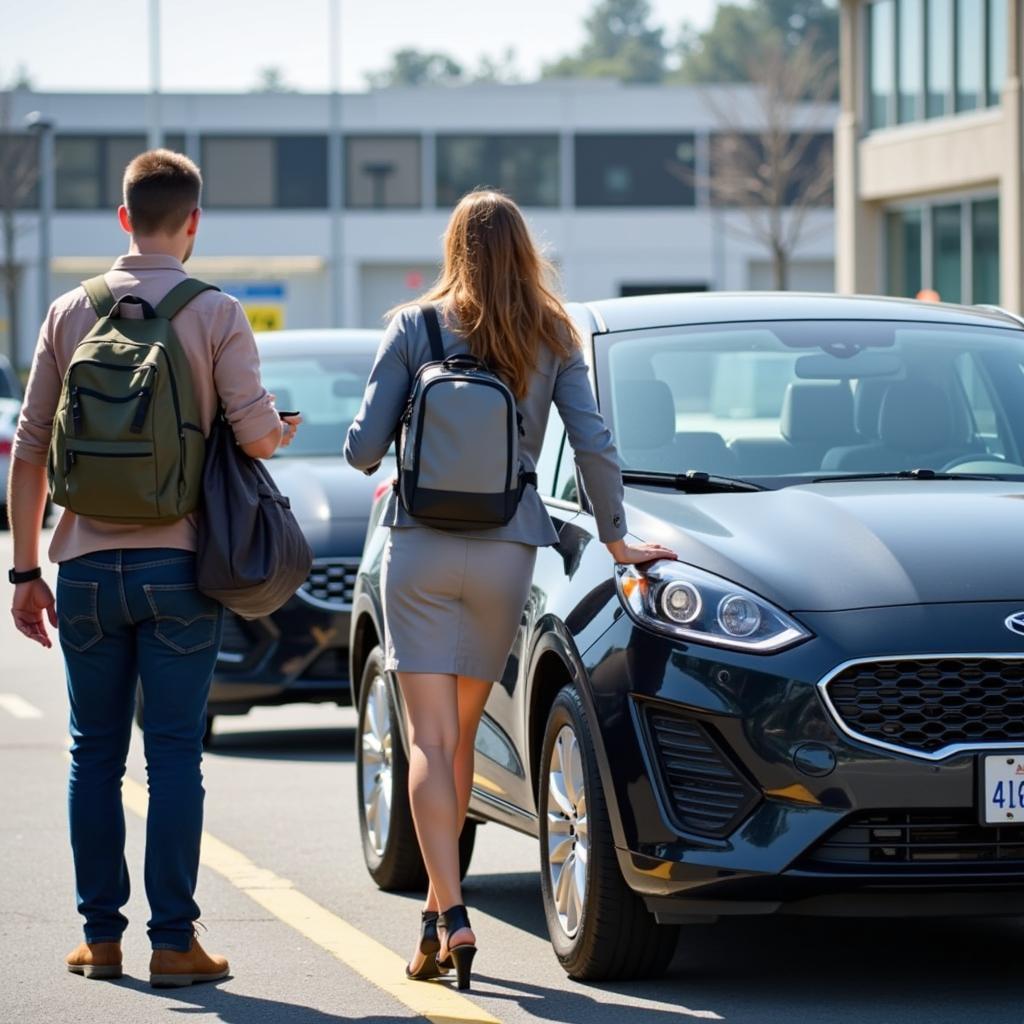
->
[542,0,667,83]
[365,49,465,89]
[251,66,296,93]
[673,0,838,86]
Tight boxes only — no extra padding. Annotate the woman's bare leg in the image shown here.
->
[423,676,492,955]
[396,671,476,965]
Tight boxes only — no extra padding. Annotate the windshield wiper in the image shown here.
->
[622,470,765,494]
[812,469,1003,483]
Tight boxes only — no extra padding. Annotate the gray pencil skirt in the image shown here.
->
[381,527,538,681]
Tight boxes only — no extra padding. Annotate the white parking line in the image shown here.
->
[0,694,43,719]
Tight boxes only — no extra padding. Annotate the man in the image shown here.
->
[9,149,301,986]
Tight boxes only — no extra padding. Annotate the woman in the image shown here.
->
[345,190,675,990]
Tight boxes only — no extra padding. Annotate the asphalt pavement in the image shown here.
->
[1,528,1021,1024]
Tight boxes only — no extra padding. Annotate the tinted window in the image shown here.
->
[202,136,327,208]
[988,0,1008,105]
[885,208,923,297]
[57,135,147,209]
[710,134,832,207]
[932,203,962,303]
[972,198,1000,306]
[898,0,923,122]
[260,350,375,457]
[436,135,559,208]
[595,320,1024,480]
[869,0,896,128]
[926,0,952,117]
[956,0,983,111]
[574,134,694,207]
[347,136,421,208]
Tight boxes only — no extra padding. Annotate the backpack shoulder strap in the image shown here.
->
[155,278,220,321]
[81,276,116,318]
[419,303,445,362]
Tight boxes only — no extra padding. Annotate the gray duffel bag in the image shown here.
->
[196,414,313,619]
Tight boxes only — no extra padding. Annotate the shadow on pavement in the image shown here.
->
[115,976,409,1023]
[463,869,548,942]
[207,726,356,763]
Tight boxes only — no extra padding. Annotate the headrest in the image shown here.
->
[614,380,676,450]
[878,380,956,453]
[854,378,889,438]
[781,382,855,445]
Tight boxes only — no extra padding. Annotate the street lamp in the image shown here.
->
[24,111,55,338]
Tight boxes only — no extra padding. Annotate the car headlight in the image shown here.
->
[615,561,811,653]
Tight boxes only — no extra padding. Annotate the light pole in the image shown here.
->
[328,0,345,327]
[24,111,55,336]
[148,0,163,148]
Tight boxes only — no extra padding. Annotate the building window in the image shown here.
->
[202,136,327,209]
[885,208,922,297]
[869,0,896,128]
[56,135,148,209]
[574,134,695,207]
[926,0,953,117]
[0,134,40,209]
[885,196,999,305]
[346,136,421,208]
[987,0,1008,106]
[971,198,1000,305]
[956,0,983,111]
[436,135,559,208]
[898,0,923,122]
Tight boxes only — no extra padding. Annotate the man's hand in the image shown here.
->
[279,412,302,449]
[12,578,58,649]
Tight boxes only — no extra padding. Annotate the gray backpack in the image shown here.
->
[396,304,535,529]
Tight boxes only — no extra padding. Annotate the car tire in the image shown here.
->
[134,684,215,748]
[356,645,476,891]
[538,684,679,981]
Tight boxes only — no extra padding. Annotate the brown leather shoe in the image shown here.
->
[66,941,123,980]
[149,936,229,988]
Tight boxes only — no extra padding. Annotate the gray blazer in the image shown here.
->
[344,304,627,547]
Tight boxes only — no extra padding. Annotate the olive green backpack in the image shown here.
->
[48,276,218,524]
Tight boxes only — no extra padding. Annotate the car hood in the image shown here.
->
[623,479,1024,612]
[266,455,393,558]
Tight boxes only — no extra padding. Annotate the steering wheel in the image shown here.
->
[939,455,1013,473]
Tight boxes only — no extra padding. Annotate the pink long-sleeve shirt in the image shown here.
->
[13,252,282,564]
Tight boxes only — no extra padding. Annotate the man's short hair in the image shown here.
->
[122,149,202,236]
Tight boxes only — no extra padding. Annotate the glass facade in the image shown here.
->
[885,196,1000,305]
[346,136,421,208]
[971,198,1000,305]
[56,135,148,209]
[201,136,327,209]
[885,208,922,296]
[870,0,896,127]
[574,134,695,206]
[870,0,1005,128]
[436,135,559,208]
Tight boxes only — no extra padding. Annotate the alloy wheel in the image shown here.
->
[360,672,394,856]
[546,723,589,939]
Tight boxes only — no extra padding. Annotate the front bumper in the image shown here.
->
[209,591,352,713]
[583,601,1024,915]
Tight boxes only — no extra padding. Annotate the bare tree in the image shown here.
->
[676,33,836,290]
[0,84,40,366]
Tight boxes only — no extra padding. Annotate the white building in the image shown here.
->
[3,81,836,364]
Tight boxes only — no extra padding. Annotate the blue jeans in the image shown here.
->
[57,548,223,951]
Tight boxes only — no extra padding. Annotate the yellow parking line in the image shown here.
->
[120,776,501,1024]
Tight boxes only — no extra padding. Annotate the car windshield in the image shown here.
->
[595,319,1024,484]
[260,350,375,458]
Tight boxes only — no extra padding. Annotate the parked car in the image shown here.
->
[170,329,391,743]
[350,292,1024,980]
[0,355,23,529]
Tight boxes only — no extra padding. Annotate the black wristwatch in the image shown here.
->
[8,567,42,585]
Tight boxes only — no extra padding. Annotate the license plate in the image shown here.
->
[982,754,1024,824]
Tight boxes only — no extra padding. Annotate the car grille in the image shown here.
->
[801,810,1024,872]
[299,559,360,609]
[643,706,759,838]
[822,657,1024,756]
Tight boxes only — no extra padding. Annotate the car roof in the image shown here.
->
[255,329,382,356]
[580,292,1024,334]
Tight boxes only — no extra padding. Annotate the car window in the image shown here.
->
[261,351,375,458]
[595,320,1024,482]
[535,405,566,499]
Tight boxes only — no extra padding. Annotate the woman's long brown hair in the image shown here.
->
[401,189,579,399]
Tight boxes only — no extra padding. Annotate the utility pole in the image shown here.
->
[327,0,345,326]
[147,0,163,149]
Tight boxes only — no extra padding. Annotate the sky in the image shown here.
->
[4,0,720,93]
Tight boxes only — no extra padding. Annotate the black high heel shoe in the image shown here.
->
[406,910,447,981]
[436,904,477,991]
